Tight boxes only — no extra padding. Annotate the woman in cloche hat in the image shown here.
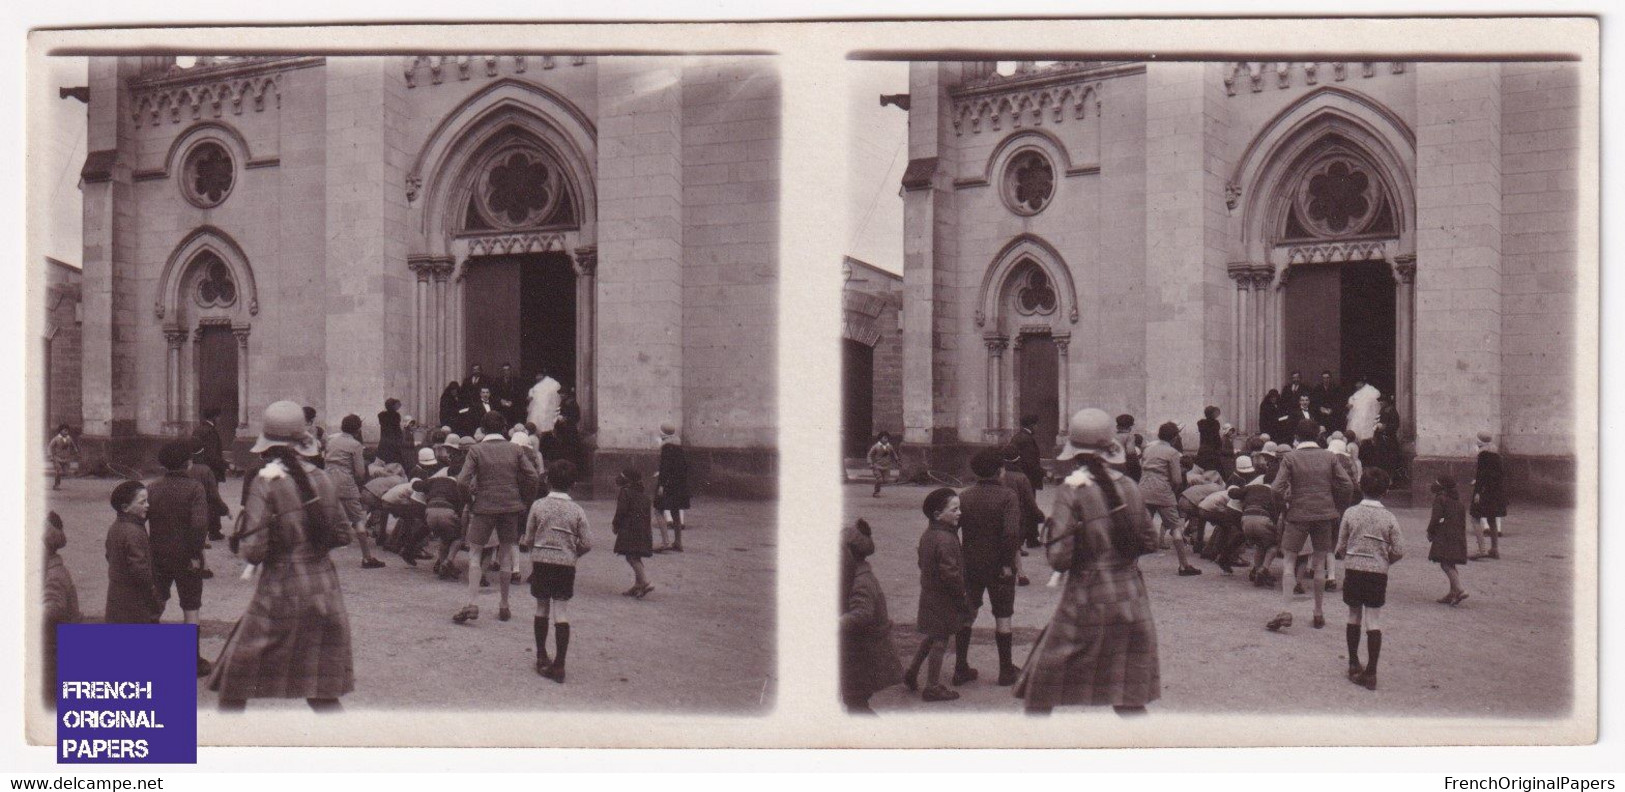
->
[1015,408,1162,716]
[210,401,355,712]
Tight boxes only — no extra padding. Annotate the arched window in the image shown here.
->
[460,141,576,232]
[181,141,234,208]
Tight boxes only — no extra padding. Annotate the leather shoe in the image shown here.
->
[951,666,979,686]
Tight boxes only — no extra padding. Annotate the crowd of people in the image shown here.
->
[841,374,1513,715]
[43,366,695,710]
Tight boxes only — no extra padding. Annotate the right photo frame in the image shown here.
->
[840,52,1593,739]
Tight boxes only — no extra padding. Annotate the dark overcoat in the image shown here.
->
[1427,495,1469,565]
[657,442,692,511]
[1471,450,1508,519]
[104,515,158,624]
[612,484,655,557]
[841,558,903,698]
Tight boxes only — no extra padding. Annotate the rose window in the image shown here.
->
[1294,157,1382,238]
[193,253,237,308]
[477,149,559,229]
[182,142,234,208]
[1015,267,1057,316]
[1004,150,1055,215]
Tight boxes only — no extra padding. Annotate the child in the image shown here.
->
[1335,468,1404,690]
[1426,475,1469,606]
[902,487,967,703]
[655,423,690,552]
[43,511,82,707]
[840,518,903,714]
[867,432,900,497]
[612,469,655,598]
[49,424,78,490]
[520,460,593,683]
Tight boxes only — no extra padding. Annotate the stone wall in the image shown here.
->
[1499,62,1580,463]
[680,58,779,450]
[44,261,84,435]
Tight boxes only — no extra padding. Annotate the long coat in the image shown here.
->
[1015,466,1161,709]
[192,421,227,481]
[209,460,354,701]
[657,442,692,511]
[1012,428,1044,491]
[612,483,654,557]
[1471,450,1508,519]
[915,523,967,637]
[1427,495,1469,565]
[840,558,904,698]
[104,515,158,624]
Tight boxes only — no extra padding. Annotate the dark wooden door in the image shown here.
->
[462,257,523,376]
[196,326,238,439]
[1018,334,1058,458]
[1283,264,1342,384]
[1340,259,1397,397]
[843,339,874,457]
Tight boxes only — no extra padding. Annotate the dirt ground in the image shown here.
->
[846,481,1577,718]
[44,474,777,715]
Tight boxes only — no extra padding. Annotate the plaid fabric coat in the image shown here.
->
[209,460,354,701]
[1015,467,1161,709]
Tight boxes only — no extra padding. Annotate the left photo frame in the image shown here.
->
[28,45,781,742]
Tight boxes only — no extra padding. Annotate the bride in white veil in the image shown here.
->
[527,370,562,434]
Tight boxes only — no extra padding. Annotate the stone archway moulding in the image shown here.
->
[154,226,259,321]
[407,78,598,261]
[975,233,1080,332]
[1229,86,1417,269]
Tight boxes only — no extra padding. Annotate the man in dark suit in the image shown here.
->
[1281,371,1308,415]
[191,407,227,483]
[493,363,521,425]
[1012,414,1044,491]
[1311,370,1345,434]
[461,364,487,407]
[1288,393,1320,438]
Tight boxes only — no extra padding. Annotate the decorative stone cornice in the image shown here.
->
[1223,61,1411,97]
[1284,240,1389,266]
[130,57,321,127]
[463,231,570,258]
[983,335,1010,352]
[403,55,587,88]
[1393,254,1417,284]
[951,78,1102,136]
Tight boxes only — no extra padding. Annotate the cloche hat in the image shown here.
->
[249,400,322,457]
[1056,408,1126,465]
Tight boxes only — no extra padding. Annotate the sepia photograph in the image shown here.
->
[841,54,1593,729]
[30,48,780,726]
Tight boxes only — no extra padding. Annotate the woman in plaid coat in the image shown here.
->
[210,401,354,711]
[1017,408,1161,714]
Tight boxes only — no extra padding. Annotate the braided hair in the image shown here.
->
[1078,452,1141,560]
[262,445,332,549]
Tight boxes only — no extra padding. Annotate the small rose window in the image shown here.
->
[1015,267,1057,316]
[182,141,234,208]
[1004,150,1055,215]
[477,148,559,229]
[193,252,237,308]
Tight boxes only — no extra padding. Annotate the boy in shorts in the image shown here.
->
[1336,468,1404,690]
[520,460,593,683]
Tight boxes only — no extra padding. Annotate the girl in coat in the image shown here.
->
[612,469,655,598]
[210,401,354,712]
[1427,475,1469,606]
[655,423,691,552]
[1471,432,1508,560]
[1018,408,1161,716]
[903,487,966,703]
[840,518,903,714]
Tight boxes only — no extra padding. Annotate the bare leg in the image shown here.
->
[629,556,648,588]
[1309,552,1326,623]
[497,540,515,612]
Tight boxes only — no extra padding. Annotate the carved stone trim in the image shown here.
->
[461,231,570,258]
[1393,254,1417,284]
[1284,240,1390,265]
[984,335,1010,352]
[572,245,598,277]
[404,55,589,89]
[131,65,297,127]
[1224,61,1410,97]
[952,79,1102,136]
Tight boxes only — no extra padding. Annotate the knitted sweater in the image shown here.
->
[1335,500,1405,575]
[522,492,593,568]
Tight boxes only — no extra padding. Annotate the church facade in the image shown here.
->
[894,60,1580,501]
[73,55,779,497]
